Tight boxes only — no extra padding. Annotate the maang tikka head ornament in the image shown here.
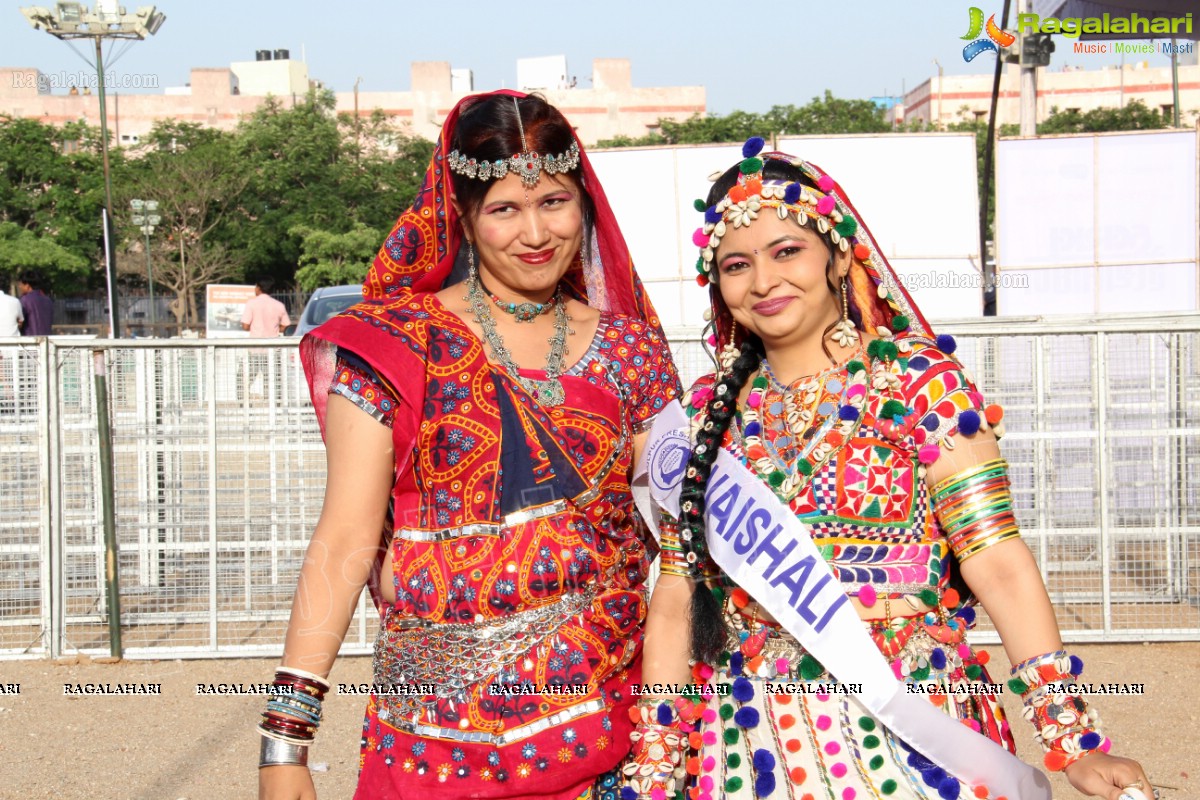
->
[447,97,581,188]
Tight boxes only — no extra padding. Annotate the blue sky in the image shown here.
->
[3,0,1187,114]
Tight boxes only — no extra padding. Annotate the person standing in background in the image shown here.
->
[18,270,53,336]
[241,278,291,399]
[241,278,290,338]
[0,285,23,337]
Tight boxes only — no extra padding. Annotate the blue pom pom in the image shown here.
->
[705,206,722,224]
[783,183,801,204]
[906,749,934,771]
[907,356,930,371]
[755,772,777,798]
[921,414,940,432]
[621,788,639,800]
[957,410,981,436]
[956,606,977,625]
[742,136,765,158]
[734,706,760,728]
[729,651,744,676]
[838,405,859,422]
[921,766,947,788]
[938,776,961,799]
[1069,655,1084,676]
[936,334,957,354]
[732,677,754,703]
[656,702,673,726]
[1080,731,1102,750]
[753,748,776,772]
[743,421,761,438]
[930,647,947,670]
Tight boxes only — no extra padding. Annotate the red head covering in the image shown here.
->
[364,89,662,328]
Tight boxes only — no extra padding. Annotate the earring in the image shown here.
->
[466,241,478,283]
[718,321,741,376]
[831,279,859,347]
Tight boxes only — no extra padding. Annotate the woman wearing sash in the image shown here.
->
[625,141,1151,800]
[258,91,680,800]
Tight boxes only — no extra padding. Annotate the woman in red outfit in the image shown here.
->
[258,92,680,800]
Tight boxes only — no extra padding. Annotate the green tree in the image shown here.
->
[596,92,888,147]
[1039,99,1167,134]
[291,223,384,291]
[118,121,248,325]
[0,221,90,286]
[232,91,433,285]
[764,93,890,135]
[0,115,110,292]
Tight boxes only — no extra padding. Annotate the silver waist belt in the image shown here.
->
[372,586,599,727]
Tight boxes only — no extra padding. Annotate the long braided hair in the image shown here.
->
[680,158,853,666]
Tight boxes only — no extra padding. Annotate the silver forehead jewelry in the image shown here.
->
[447,98,581,188]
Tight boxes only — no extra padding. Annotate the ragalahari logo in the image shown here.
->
[962,7,1016,61]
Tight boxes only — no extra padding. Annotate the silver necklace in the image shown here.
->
[465,277,572,406]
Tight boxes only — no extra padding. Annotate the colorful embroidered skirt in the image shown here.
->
[692,614,1015,800]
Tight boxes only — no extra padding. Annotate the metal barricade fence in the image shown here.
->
[0,314,1197,659]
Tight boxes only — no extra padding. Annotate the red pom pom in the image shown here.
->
[985,404,1004,425]
[728,185,748,203]
[853,243,871,261]
[696,274,709,288]
[1043,751,1069,771]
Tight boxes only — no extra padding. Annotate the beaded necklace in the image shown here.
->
[738,345,869,501]
[465,277,571,406]
[479,276,558,322]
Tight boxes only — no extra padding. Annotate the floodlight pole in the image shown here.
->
[22,3,167,338]
[93,37,121,337]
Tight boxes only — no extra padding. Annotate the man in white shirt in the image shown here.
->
[0,288,24,337]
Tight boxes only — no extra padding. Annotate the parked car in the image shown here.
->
[290,284,364,336]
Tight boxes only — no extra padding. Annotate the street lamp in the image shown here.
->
[21,3,167,338]
[130,198,160,334]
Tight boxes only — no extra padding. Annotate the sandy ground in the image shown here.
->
[0,643,1195,800]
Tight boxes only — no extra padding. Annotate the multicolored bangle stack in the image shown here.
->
[659,522,693,579]
[1007,650,1110,772]
[621,696,708,800]
[931,458,1021,561]
[258,666,331,768]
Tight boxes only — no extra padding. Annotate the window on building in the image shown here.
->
[1161,104,1174,119]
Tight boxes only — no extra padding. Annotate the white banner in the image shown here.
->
[634,401,1052,799]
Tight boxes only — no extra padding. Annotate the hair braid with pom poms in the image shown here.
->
[679,336,762,665]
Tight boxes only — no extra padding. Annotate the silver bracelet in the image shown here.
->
[259,734,310,768]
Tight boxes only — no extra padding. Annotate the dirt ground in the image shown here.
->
[0,643,1194,800]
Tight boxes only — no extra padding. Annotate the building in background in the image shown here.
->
[894,57,1199,128]
[0,54,704,146]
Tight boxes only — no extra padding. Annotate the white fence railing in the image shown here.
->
[2,313,1198,659]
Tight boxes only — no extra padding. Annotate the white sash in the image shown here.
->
[634,401,1051,800]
